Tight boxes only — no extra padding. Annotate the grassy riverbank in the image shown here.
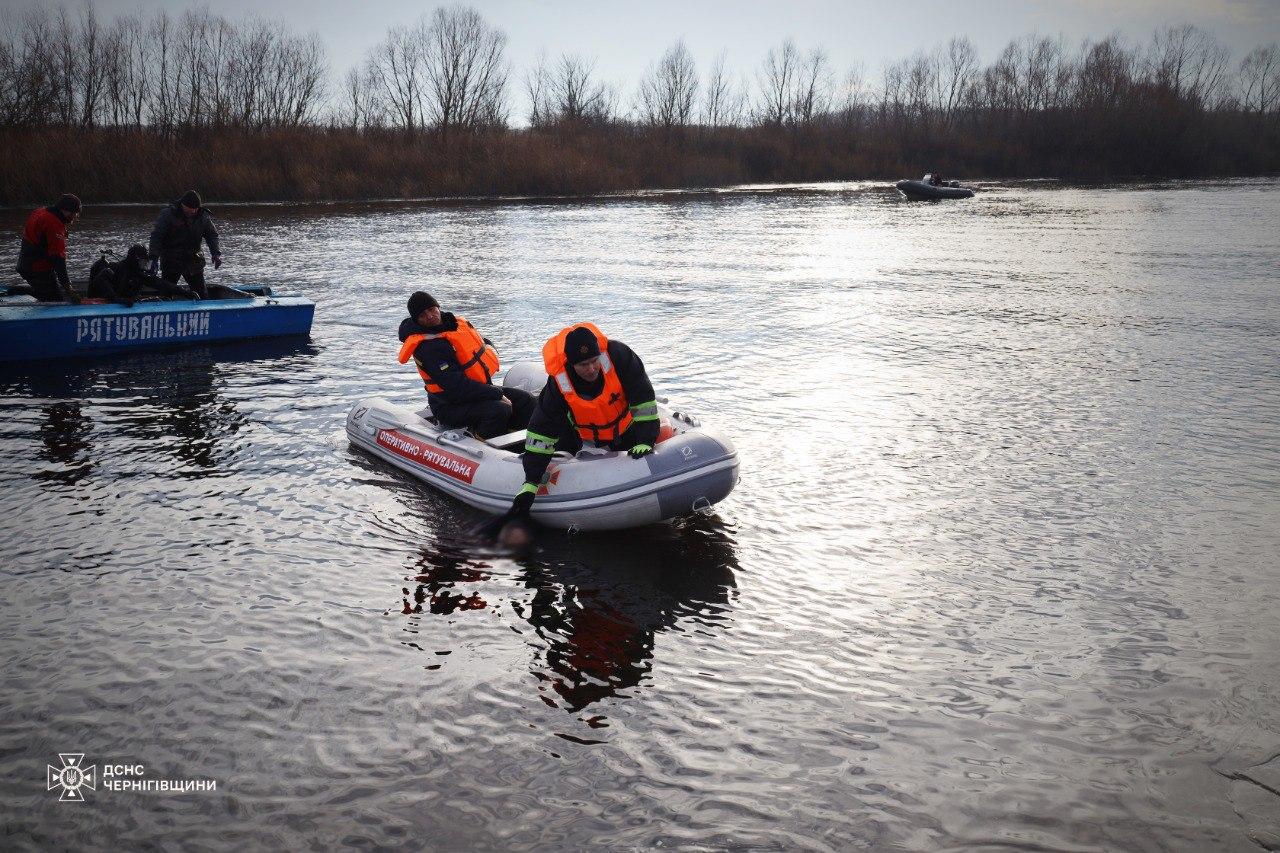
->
[2,118,1276,205]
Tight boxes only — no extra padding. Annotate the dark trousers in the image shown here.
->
[162,256,207,298]
[19,270,66,302]
[430,387,536,439]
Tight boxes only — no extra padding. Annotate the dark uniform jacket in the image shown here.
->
[148,202,220,268]
[521,339,659,484]
[398,313,503,405]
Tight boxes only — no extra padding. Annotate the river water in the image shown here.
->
[2,180,1279,850]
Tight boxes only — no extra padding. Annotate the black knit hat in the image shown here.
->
[407,291,439,319]
[179,190,202,209]
[54,193,82,213]
[564,326,601,364]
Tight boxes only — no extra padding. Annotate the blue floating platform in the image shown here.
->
[0,286,314,362]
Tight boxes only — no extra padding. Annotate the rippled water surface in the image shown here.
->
[2,180,1279,850]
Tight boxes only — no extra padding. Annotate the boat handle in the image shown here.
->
[692,496,713,515]
[436,432,484,458]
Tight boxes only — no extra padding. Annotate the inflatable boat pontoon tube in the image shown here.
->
[895,180,975,200]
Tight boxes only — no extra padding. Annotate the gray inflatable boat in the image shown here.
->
[346,361,739,531]
[895,180,974,200]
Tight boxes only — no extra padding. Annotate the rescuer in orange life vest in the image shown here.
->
[397,291,535,438]
[505,323,661,518]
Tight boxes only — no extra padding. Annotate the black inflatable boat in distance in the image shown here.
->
[895,180,975,200]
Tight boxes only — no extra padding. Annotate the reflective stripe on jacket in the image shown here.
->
[398,315,499,394]
[541,322,633,443]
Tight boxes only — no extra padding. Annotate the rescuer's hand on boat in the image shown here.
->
[628,443,653,458]
[511,483,538,514]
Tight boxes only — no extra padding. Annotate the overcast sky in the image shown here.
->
[10,0,1280,117]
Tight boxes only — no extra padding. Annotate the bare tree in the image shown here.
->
[148,10,181,131]
[176,8,211,126]
[756,39,798,125]
[51,6,79,125]
[979,35,1070,118]
[198,11,237,127]
[278,30,328,126]
[902,50,936,122]
[548,53,611,124]
[878,57,907,122]
[1239,44,1279,115]
[339,64,383,129]
[934,37,978,125]
[75,1,105,125]
[1146,24,1231,109]
[422,5,508,138]
[701,50,729,126]
[832,64,867,130]
[0,7,57,127]
[638,39,698,130]
[229,18,270,127]
[791,47,832,126]
[98,10,153,127]
[1073,35,1134,112]
[366,22,426,132]
[525,51,552,127]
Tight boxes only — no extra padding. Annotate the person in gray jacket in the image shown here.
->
[148,190,222,299]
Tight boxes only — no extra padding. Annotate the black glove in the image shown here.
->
[511,484,537,514]
[475,483,538,539]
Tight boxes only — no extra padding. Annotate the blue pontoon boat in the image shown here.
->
[0,285,314,362]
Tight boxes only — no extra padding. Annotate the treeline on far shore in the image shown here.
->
[2,114,1275,206]
[1,2,1277,204]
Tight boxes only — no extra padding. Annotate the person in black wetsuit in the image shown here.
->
[89,245,197,306]
[396,291,535,439]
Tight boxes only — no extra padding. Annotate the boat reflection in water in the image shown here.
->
[400,517,739,719]
[1,338,319,488]
[34,399,96,485]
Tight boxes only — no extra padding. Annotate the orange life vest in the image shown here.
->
[398,315,499,394]
[542,323,633,443]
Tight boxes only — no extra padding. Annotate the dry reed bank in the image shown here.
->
[2,113,1276,207]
